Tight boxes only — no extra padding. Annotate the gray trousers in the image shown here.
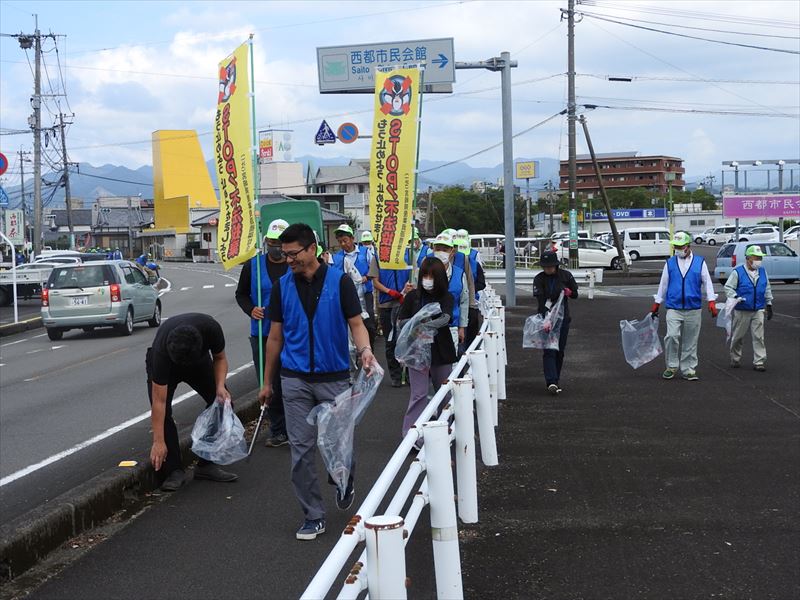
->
[281,376,350,520]
[403,364,452,439]
[665,308,702,374]
[730,309,767,367]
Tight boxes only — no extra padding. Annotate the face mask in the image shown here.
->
[751,260,762,269]
[267,246,283,261]
[678,247,690,258]
[421,278,434,291]
[434,251,450,264]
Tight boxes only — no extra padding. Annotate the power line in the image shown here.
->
[579,12,800,55]
[581,103,799,118]
[577,73,800,85]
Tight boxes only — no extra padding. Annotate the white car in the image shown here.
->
[728,225,780,243]
[558,238,632,269]
[783,225,800,241]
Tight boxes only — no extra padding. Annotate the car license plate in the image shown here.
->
[71,296,89,306]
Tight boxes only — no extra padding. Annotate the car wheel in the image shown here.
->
[610,257,623,270]
[784,279,796,284]
[695,238,703,244]
[116,308,134,336]
[148,302,162,327]
[629,251,640,261]
[708,239,716,246]
[47,328,63,341]
[82,326,95,333]
[739,238,748,242]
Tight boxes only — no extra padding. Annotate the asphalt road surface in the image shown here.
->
[0,263,259,524]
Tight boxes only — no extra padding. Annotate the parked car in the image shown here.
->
[782,225,800,241]
[618,227,672,261]
[727,225,780,243]
[41,260,161,340]
[713,242,799,285]
[0,262,63,305]
[694,227,716,244]
[551,230,590,241]
[695,225,738,246]
[558,238,632,269]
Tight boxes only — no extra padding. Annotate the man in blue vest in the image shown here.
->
[651,231,718,381]
[724,245,773,371]
[258,223,376,541]
[333,223,378,348]
[454,230,486,351]
[432,231,469,348]
[235,218,289,447]
[373,246,413,387]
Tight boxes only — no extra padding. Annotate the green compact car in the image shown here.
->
[41,260,162,340]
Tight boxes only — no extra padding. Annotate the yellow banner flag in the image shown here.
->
[369,67,420,269]
[215,41,257,270]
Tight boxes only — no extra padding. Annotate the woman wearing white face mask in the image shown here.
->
[396,257,457,441]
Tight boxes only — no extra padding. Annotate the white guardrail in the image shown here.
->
[484,267,603,299]
[301,287,508,600]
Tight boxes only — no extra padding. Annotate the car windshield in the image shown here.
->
[48,265,113,289]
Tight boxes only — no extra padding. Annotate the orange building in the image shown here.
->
[560,152,685,196]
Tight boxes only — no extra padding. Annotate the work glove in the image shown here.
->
[708,301,719,318]
[564,287,573,298]
[766,305,773,320]
[650,302,660,320]
[388,289,403,301]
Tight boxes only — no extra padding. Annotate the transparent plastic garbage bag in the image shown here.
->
[717,297,743,344]
[619,313,663,369]
[395,302,451,370]
[190,399,248,465]
[306,364,385,496]
[523,292,565,350]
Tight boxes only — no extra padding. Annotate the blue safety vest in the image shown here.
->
[733,265,768,311]
[249,254,274,337]
[279,266,350,374]
[334,245,373,293]
[378,249,411,304]
[665,255,704,310]
[448,264,465,327]
[416,244,432,267]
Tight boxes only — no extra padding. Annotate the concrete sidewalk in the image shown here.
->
[8,292,800,599]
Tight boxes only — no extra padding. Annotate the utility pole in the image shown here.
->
[58,113,75,249]
[565,0,579,268]
[33,22,43,256]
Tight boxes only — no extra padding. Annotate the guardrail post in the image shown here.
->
[588,270,595,300]
[488,315,506,402]
[422,421,464,600]
[364,515,407,599]
[467,350,498,466]
[484,331,499,425]
[452,376,478,524]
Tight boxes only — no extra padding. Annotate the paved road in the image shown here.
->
[13,286,799,600]
[0,264,258,524]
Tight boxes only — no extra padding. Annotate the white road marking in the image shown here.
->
[203,284,214,289]
[51,345,65,350]
[157,277,172,297]
[26,349,44,355]
[0,363,5,367]
[33,333,47,338]
[2,338,30,347]
[179,286,192,291]
[224,283,235,288]
[0,361,254,487]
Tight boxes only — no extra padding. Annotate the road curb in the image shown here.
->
[0,393,262,582]
[0,317,43,338]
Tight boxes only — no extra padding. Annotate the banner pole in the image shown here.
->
[410,65,426,284]
[248,35,265,388]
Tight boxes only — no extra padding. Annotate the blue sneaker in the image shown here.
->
[296,518,326,541]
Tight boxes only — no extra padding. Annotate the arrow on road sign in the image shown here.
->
[315,120,337,145]
[432,53,448,69]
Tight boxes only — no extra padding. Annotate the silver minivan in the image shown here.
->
[42,260,161,340]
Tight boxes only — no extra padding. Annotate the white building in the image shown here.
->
[260,161,305,196]
[310,160,370,229]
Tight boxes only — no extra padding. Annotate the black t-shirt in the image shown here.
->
[149,313,225,385]
[268,262,362,323]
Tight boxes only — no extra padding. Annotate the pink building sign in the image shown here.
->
[722,194,800,218]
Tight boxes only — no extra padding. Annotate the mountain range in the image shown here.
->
[7,155,727,210]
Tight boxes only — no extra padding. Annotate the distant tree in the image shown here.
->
[430,186,527,235]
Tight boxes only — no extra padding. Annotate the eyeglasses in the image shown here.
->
[280,243,312,260]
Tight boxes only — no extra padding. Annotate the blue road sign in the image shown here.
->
[337,122,359,144]
[0,186,8,207]
[315,120,337,145]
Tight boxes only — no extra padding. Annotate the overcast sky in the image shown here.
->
[1,0,798,185]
